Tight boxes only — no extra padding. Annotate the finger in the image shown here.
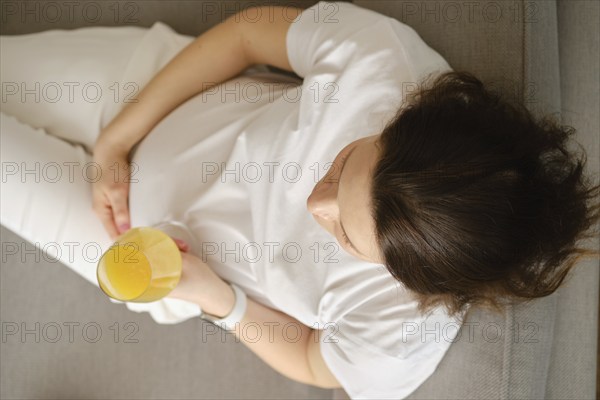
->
[93,203,120,240]
[109,188,131,234]
[172,237,189,252]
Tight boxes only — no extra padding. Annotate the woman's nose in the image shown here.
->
[307,180,339,221]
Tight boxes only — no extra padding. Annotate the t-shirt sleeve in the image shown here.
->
[317,285,466,399]
[285,1,452,82]
[284,1,452,134]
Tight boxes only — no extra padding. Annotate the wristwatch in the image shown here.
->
[199,283,247,331]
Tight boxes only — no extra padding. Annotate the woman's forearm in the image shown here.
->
[94,14,252,154]
[171,254,319,387]
[198,283,318,387]
[234,298,317,386]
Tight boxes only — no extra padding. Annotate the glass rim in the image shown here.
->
[96,226,180,302]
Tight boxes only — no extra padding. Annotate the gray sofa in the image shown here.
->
[1,1,598,399]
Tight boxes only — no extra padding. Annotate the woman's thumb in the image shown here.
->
[110,192,130,234]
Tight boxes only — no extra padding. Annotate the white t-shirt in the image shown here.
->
[120,2,466,398]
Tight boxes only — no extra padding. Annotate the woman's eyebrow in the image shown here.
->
[337,146,366,256]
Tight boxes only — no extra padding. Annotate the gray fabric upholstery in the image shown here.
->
[548,0,600,398]
[1,1,597,399]
[353,0,525,101]
[0,226,331,399]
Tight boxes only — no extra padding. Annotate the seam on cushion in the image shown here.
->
[538,8,561,397]
[550,0,562,119]
[500,302,513,400]
[522,1,562,118]
[521,3,561,394]
[541,294,558,399]
[511,2,522,395]
[521,0,527,106]
[508,2,525,394]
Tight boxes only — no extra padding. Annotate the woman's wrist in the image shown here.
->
[93,134,131,160]
[177,253,236,318]
[197,279,236,318]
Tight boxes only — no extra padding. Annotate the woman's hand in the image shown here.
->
[166,240,236,317]
[91,140,133,240]
[167,251,210,304]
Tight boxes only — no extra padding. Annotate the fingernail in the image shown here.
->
[119,223,130,232]
[173,238,188,248]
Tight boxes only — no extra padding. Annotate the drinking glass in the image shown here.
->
[96,220,197,303]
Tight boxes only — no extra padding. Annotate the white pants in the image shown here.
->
[0,22,215,324]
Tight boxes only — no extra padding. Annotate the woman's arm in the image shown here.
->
[169,252,342,390]
[233,296,340,388]
[95,5,302,154]
[91,5,303,238]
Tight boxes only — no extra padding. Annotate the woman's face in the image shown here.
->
[307,134,384,264]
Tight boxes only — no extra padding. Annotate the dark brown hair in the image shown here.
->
[371,71,600,319]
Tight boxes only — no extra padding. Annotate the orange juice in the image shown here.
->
[97,227,182,302]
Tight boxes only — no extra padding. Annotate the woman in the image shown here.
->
[1,2,598,399]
